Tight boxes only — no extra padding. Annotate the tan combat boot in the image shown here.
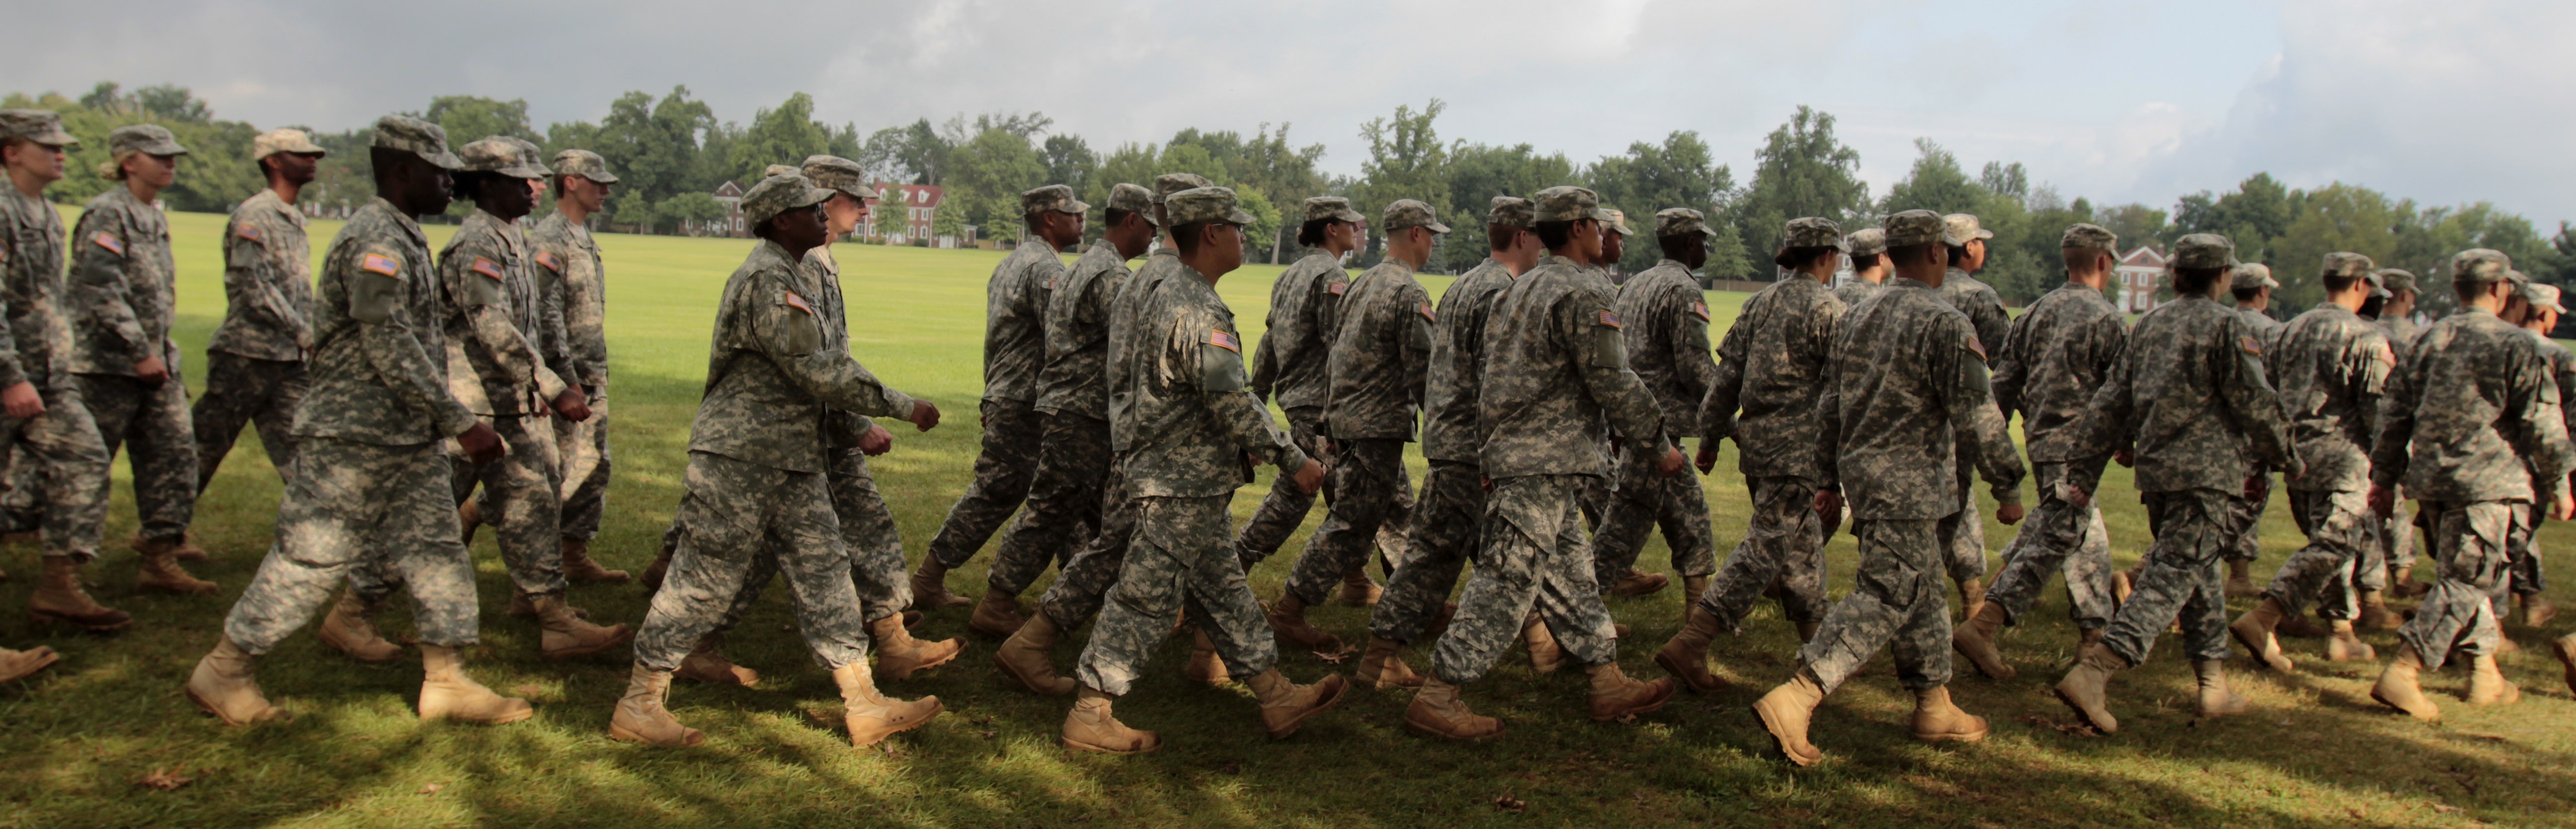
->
[1266,592,1342,651]
[1183,628,1230,686]
[1950,601,2015,680]
[2276,613,2330,639]
[871,613,961,681]
[1795,621,1820,643]
[530,593,634,659]
[560,538,631,584]
[2553,633,2576,697]
[0,645,60,683]
[2225,559,2258,598]
[967,588,1025,638]
[1653,604,1728,694]
[2522,593,2559,628]
[994,612,1074,694]
[1586,663,1676,722]
[2193,660,2250,717]
[2390,567,2427,598]
[2369,645,2440,721]
[2326,619,2376,662]
[1521,611,1563,674]
[1357,637,1424,690]
[1405,676,1502,740]
[1611,567,1669,598]
[836,661,940,746]
[1338,564,1382,606]
[640,543,675,593]
[139,532,212,563]
[457,499,482,546]
[186,638,278,725]
[29,558,131,631]
[1246,668,1348,738]
[417,644,534,724]
[1682,575,1709,603]
[675,634,758,686]
[907,558,970,609]
[318,587,402,663]
[2054,642,2129,734]
[2465,654,2520,706]
[1062,685,1158,753]
[134,536,216,595]
[2229,596,2295,672]
[1957,577,1987,621]
[608,664,705,747]
[2357,590,2398,630]
[2079,626,2106,649]
[1909,685,1989,742]
[1751,670,1827,766]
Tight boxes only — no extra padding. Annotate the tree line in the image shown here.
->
[7,82,2571,309]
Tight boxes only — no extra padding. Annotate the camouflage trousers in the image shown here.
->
[1983,459,2117,629]
[190,352,305,491]
[988,411,1112,597]
[1940,459,1986,583]
[79,372,197,542]
[2369,495,2418,588]
[2505,506,2546,598]
[1369,460,1481,644]
[634,452,870,672]
[1075,494,1277,696]
[1592,436,1715,586]
[1430,475,1618,685]
[692,448,912,639]
[1799,517,1953,693]
[925,398,1042,570]
[0,384,108,560]
[1038,459,1137,631]
[1696,476,1830,631]
[2265,488,2379,621]
[1236,407,1332,567]
[223,437,479,653]
[553,392,609,541]
[1579,444,1614,529]
[2398,500,2519,671]
[2222,471,2271,564]
[446,414,564,597]
[1284,437,1414,605]
[2097,489,2234,666]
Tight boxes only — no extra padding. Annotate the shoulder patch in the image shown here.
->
[1689,300,1711,321]
[91,232,125,255]
[1417,301,1436,323]
[360,252,402,277]
[470,257,504,280]
[235,223,262,242]
[1328,280,1349,295]
[783,290,814,315]
[1046,276,1059,291]
[2239,335,2263,356]
[2374,341,2396,366]
[1966,335,1988,361]
[1208,330,1240,352]
[534,250,562,272]
[1597,309,1623,329]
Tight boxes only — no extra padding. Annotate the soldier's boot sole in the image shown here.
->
[541,623,636,660]
[846,697,941,746]
[1750,685,1825,767]
[2230,611,2295,673]
[1258,674,1349,739]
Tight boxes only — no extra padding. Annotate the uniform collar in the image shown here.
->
[1892,276,1935,290]
[367,196,428,247]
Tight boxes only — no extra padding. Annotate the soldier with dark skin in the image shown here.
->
[2365,268,2426,605]
[1935,213,2012,619]
[1591,208,1720,609]
[195,129,322,496]
[1243,195,1379,623]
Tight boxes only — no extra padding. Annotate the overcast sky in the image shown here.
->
[6,0,2570,223]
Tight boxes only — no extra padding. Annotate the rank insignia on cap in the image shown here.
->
[2239,335,2263,355]
[1328,280,1348,295]
[92,232,125,255]
[470,257,503,280]
[1208,330,1240,352]
[235,224,262,242]
[1689,301,1710,321]
[535,250,561,272]
[360,253,402,276]
[783,290,813,315]
[1596,310,1622,329]
[1965,336,1987,360]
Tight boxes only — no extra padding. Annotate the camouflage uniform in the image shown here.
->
[2369,251,2574,670]
[1075,187,1309,695]
[1934,215,2012,587]
[1430,186,1667,685]
[1592,227,1719,588]
[2510,311,2573,602]
[990,189,1139,597]
[220,116,485,653]
[924,192,1076,572]
[70,126,198,545]
[633,175,919,673]
[2225,264,2288,566]
[1800,211,2025,693]
[529,148,617,542]
[1982,225,2126,631]
[1830,228,1888,310]
[1286,200,1443,605]
[2261,255,2393,621]
[1239,196,1364,566]
[0,110,109,562]
[195,134,319,491]
[1694,216,1845,631]
[2065,235,2297,668]
[1370,197,1533,644]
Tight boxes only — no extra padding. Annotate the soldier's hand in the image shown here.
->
[1813,489,1844,526]
[2242,475,2263,501]
[1996,502,2026,525]
[1694,442,1719,475]
[1656,445,1687,478]
[0,381,42,419]
[859,423,894,456]
[2113,449,2135,468]
[906,400,941,432]
[2554,493,2575,522]
[2367,484,2395,518]
[134,355,169,386]
[1481,476,1492,493]
[551,388,592,422]
[1292,458,1327,494]
[458,422,505,464]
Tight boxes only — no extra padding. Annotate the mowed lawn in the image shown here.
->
[2,207,2574,828]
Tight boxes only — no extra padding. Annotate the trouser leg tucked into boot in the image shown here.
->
[872,613,962,681]
[2370,644,2440,721]
[1654,605,1727,693]
[1404,676,1501,740]
[1751,670,1826,766]
[31,558,132,631]
[1950,601,2015,680]
[968,588,1025,638]
[994,613,1074,695]
[836,661,940,746]
[1246,667,1348,739]
[1357,636,1423,690]
[2054,643,2129,734]
[2193,660,2250,717]
[1586,662,1675,723]
[2231,596,2295,672]
[319,587,402,663]
[186,638,277,725]
[417,644,534,724]
[1909,685,1988,742]
[609,664,704,747]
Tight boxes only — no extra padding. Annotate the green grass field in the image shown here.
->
[2,207,2574,828]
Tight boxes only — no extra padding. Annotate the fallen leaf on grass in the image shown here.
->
[2433,804,2461,814]
[2015,715,2100,737]
[977,731,997,740]
[514,684,544,698]
[1493,795,1527,814]
[418,784,444,795]
[1312,647,1354,663]
[136,768,193,791]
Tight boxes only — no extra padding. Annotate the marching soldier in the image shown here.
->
[1833,228,1889,308]
[2223,263,2286,597]
[1935,213,2012,618]
[2364,268,2426,604]
[1240,196,1370,600]
[1592,208,1721,610]
[195,129,322,494]
[528,148,626,583]
[2509,282,2567,628]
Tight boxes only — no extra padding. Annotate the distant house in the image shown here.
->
[706,180,748,238]
[866,182,945,247]
[2113,246,2167,314]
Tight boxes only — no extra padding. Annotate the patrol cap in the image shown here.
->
[1530,186,1611,224]
[1101,182,1154,216]
[2523,282,2567,316]
[0,109,77,147]
[2358,268,2394,299]
[1381,199,1449,234]
[1654,208,1718,239]
[2169,234,2240,270]
[108,124,188,157]
[252,128,325,162]
[763,164,801,179]
[796,155,870,199]
[1302,195,1365,224]
[2377,268,2418,294]
[1486,196,1535,229]
[371,115,463,170]
[1844,227,1887,257]
[1881,209,1947,248]
[2230,262,2278,290]
[553,149,620,184]
[458,137,550,179]
[1943,213,1993,246]
[2451,249,2514,284]
[1164,186,1254,226]
[1022,184,1088,217]
[2321,251,2375,280]
[738,173,835,227]
[1773,216,1846,267]
[1152,173,1212,203]
[2060,223,2118,251]
[1604,209,1635,237]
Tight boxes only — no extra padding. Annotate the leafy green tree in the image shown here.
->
[582,86,714,233]
[2096,203,2168,252]
[1702,220,1755,284]
[2266,183,2401,313]
[1588,131,1735,272]
[729,92,830,187]
[657,191,726,235]
[1438,142,1576,271]
[1879,139,1983,216]
[1043,134,1095,195]
[1733,106,1868,261]
[943,125,1049,244]
[425,95,533,145]
[1354,99,1450,267]
[9,84,260,213]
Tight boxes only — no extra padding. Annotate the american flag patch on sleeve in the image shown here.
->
[1689,300,1710,321]
[535,250,561,272]
[235,224,262,242]
[1328,280,1348,295]
[1596,310,1622,329]
[91,232,125,255]
[360,253,402,276]
[1208,330,1240,352]
[2239,335,2263,355]
[784,290,813,315]
[1417,302,1436,322]
[1966,336,1988,360]
[471,257,504,279]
